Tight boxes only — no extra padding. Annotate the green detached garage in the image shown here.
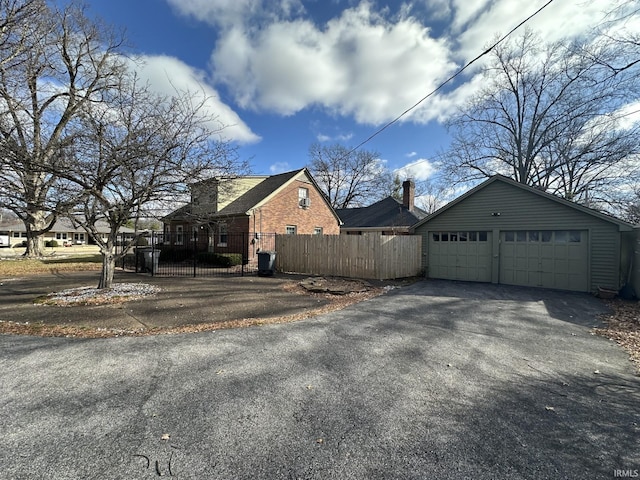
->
[412,175,637,293]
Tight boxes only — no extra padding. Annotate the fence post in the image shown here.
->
[150,232,155,276]
[242,233,246,277]
[193,230,197,278]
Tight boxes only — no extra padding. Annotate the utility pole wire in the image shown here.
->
[343,0,557,158]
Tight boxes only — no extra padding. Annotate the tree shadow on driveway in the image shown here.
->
[1,277,638,479]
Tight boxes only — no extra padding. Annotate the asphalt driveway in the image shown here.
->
[1,279,638,479]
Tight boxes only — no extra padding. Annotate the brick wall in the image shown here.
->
[250,179,340,235]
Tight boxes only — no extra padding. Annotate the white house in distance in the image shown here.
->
[0,218,136,247]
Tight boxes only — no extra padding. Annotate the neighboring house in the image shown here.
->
[162,168,341,260]
[0,218,136,247]
[336,180,428,235]
[412,174,636,294]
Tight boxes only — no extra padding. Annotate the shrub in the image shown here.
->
[135,235,149,246]
[196,252,243,267]
[159,248,192,262]
[45,240,59,248]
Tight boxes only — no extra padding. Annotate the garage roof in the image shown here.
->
[411,175,635,232]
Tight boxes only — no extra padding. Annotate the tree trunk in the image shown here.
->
[23,209,49,257]
[23,233,45,257]
[98,251,116,289]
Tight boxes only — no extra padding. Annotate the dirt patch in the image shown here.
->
[299,277,375,294]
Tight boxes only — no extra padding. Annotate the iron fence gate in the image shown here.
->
[116,231,276,277]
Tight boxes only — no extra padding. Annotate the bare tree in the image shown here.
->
[414,179,451,214]
[55,76,246,289]
[0,1,125,257]
[443,30,640,213]
[307,143,394,209]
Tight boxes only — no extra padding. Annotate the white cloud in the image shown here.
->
[406,151,417,158]
[418,0,452,20]
[164,0,632,129]
[316,132,354,143]
[615,101,640,131]
[126,55,260,144]
[394,158,436,181]
[166,0,304,28]
[210,2,457,124]
[453,0,618,62]
[269,161,291,174]
[411,71,486,123]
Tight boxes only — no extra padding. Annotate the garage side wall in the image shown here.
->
[632,227,640,297]
[415,180,622,292]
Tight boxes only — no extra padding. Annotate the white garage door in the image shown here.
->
[499,230,588,292]
[428,231,492,282]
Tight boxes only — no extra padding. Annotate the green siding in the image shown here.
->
[415,180,624,292]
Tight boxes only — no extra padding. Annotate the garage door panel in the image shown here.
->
[429,231,492,282]
[500,230,588,292]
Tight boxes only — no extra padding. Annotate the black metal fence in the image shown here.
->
[116,231,276,277]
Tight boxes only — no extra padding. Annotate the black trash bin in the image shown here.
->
[257,250,276,276]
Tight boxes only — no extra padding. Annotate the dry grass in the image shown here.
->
[595,299,640,371]
[0,255,102,276]
[0,282,383,338]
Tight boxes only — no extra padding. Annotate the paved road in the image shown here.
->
[1,280,638,479]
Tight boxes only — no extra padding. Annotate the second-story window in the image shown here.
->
[298,187,310,208]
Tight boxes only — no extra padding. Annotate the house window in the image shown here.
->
[218,223,228,246]
[13,232,20,238]
[313,227,323,235]
[74,233,84,244]
[56,233,68,240]
[298,187,310,208]
[176,225,184,245]
[286,225,297,235]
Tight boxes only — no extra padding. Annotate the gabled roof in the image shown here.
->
[411,174,635,231]
[336,197,428,229]
[217,169,302,216]
[165,168,342,225]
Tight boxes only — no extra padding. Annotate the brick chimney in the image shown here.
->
[402,179,415,212]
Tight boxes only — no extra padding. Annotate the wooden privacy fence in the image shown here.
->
[274,234,422,280]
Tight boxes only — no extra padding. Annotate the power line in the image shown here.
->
[344,0,557,156]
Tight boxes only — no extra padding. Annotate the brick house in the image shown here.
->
[162,168,341,262]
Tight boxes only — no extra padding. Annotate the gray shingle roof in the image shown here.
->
[336,197,428,229]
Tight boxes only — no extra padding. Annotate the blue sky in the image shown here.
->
[79,0,620,179]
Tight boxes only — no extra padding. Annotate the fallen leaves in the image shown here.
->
[594,299,640,372]
[34,283,161,306]
[0,279,385,338]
